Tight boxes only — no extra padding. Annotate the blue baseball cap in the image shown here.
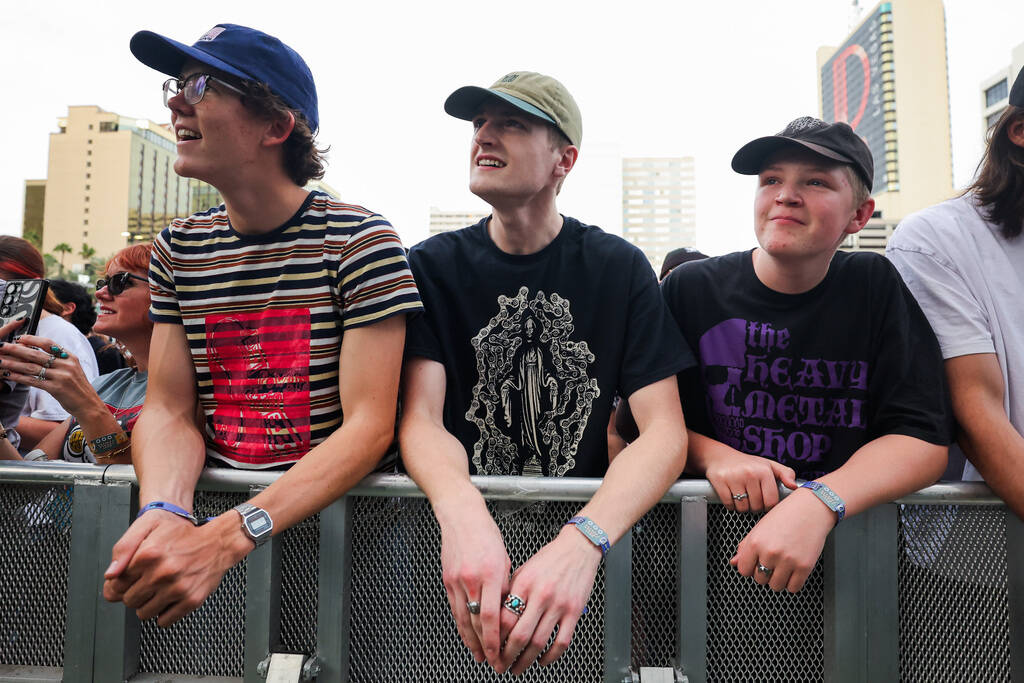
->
[130,24,319,133]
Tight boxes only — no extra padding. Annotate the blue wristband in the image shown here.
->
[800,481,846,524]
[566,516,611,555]
[137,501,200,526]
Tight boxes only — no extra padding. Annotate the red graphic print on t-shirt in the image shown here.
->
[205,309,311,465]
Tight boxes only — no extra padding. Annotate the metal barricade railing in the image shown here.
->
[0,461,1020,683]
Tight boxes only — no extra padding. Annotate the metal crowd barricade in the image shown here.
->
[0,461,1020,683]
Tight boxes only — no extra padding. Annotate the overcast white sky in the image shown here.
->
[3,0,1022,256]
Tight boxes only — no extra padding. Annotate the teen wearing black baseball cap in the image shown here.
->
[659,115,951,594]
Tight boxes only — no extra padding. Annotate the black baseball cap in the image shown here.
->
[1011,66,1024,107]
[731,116,874,192]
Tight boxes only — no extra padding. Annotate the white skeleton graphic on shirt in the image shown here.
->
[467,287,599,476]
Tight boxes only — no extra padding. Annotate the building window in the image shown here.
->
[99,121,118,132]
[85,172,91,178]
[87,139,92,144]
[986,79,1008,107]
[83,231,88,237]
[84,207,89,213]
[86,161,91,167]
[86,149,92,156]
[987,110,1005,129]
[85,184,90,190]
[83,219,88,226]
[89,124,93,130]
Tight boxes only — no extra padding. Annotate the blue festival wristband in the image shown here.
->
[800,481,846,524]
[137,501,200,526]
[566,516,611,555]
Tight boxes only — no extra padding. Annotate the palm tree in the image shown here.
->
[79,244,96,277]
[52,243,72,277]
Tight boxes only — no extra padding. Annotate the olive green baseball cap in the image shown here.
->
[444,71,582,147]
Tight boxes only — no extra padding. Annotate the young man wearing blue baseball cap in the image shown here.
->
[662,117,951,592]
[399,72,693,674]
[103,24,421,625]
[888,66,1024,520]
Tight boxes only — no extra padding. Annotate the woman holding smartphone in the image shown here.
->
[0,243,153,464]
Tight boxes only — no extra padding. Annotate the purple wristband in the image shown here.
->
[137,501,200,526]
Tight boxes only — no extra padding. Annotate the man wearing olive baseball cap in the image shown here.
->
[661,116,951,594]
[399,72,693,675]
[103,24,422,626]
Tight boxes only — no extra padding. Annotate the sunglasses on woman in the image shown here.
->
[96,272,148,296]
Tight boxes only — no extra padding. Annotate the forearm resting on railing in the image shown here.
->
[946,354,1024,520]
[131,403,206,510]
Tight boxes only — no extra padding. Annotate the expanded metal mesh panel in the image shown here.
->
[630,503,678,669]
[706,505,824,682]
[348,497,606,682]
[278,512,318,654]
[898,505,1009,682]
[0,484,71,667]
[138,491,247,677]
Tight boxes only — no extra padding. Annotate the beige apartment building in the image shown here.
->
[32,106,340,272]
[980,41,1024,138]
[817,0,954,254]
[37,105,209,270]
[428,206,489,237]
[621,157,697,272]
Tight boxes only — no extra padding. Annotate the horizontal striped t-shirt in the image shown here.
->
[149,191,422,469]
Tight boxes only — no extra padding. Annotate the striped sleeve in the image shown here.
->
[149,226,182,324]
[337,214,422,329]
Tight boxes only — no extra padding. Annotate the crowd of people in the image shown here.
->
[0,21,1019,674]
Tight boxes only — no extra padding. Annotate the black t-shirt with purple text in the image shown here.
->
[662,249,952,480]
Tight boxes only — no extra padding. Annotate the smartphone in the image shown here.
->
[0,279,50,342]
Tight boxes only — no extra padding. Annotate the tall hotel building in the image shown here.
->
[30,105,220,270]
[621,157,697,271]
[980,41,1024,138]
[817,0,953,253]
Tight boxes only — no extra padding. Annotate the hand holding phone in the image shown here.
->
[0,279,49,342]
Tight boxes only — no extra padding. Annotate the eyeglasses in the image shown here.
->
[96,272,148,296]
[162,73,247,107]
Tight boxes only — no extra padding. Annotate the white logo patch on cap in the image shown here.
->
[197,26,226,42]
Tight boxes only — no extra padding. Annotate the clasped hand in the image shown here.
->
[103,511,245,626]
[440,508,601,675]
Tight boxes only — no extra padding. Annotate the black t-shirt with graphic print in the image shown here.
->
[662,249,952,480]
[405,216,695,478]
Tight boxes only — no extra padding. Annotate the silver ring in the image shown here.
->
[503,594,526,616]
[35,367,46,381]
[43,354,56,368]
[732,492,749,501]
[466,600,481,615]
[757,563,774,576]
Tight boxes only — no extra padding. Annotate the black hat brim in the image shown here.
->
[732,136,855,175]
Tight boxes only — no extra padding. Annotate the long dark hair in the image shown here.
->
[966,105,1024,239]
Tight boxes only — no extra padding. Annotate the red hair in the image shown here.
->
[105,243,154,275]
[0,236,62,313]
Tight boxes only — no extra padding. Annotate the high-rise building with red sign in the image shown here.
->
[817,0,953,252]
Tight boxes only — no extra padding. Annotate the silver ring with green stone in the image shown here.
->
[503,594,526,616]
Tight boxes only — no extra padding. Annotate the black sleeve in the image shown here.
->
[618,248,696,398]
[868,259,954,445]
[660,267,715,437]
[403,247,444,364]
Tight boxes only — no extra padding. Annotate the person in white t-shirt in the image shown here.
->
[887,66,1024,519]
